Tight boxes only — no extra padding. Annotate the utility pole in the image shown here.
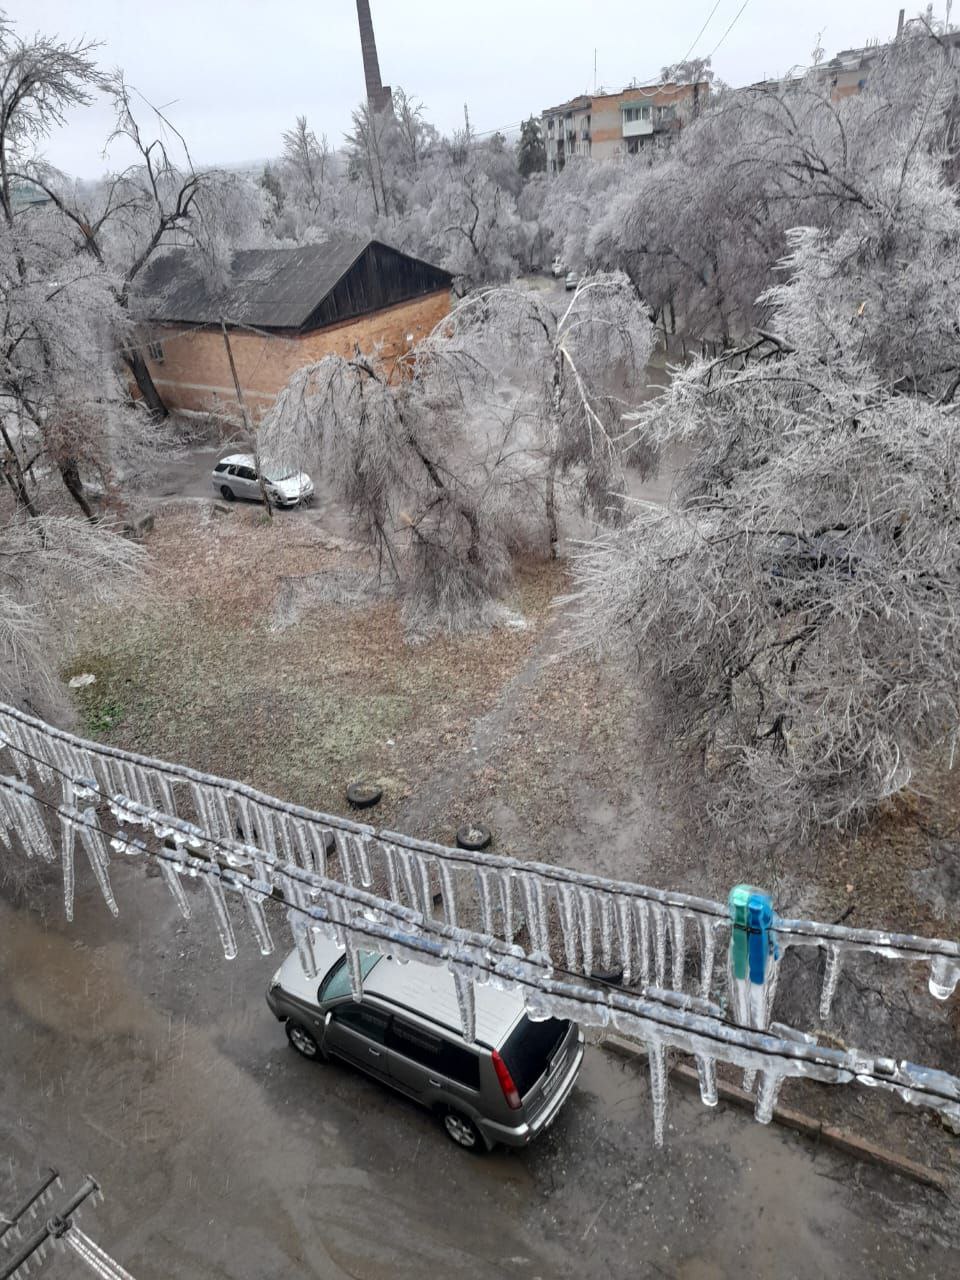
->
[0,1170,134,1280]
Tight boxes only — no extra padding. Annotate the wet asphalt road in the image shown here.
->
[1,868,955,1280]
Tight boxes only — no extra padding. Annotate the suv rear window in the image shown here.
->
[387,1017,481,1089]
[500,1017,568,1097]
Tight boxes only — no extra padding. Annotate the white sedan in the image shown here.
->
[212,453,314,508]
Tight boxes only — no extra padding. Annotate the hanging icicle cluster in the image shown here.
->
[0,701,959,1146]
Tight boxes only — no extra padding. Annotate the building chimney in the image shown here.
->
[356,0,393,114]
[897,8,905,38]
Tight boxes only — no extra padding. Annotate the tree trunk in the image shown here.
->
[123,348,168,419]
[58,458,96,521]
[545,455,559,559]
[0,425,38,517]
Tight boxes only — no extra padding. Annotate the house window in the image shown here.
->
[147,340,164,363]
[655,105,675,122]
[623,105,652,123]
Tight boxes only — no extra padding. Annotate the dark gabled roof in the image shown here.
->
[137,235,452,333]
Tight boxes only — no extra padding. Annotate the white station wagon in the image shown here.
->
[212,453,314,508]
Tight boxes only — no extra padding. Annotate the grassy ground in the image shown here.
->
[65,502,566,831]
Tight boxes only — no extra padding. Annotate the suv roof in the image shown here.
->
[217,453,255,468]
[363,953,525,1048]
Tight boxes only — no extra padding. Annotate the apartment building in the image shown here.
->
[542,81,707,173]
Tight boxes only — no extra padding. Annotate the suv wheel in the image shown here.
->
[286,1020,320,1059]
[220,485,235,501]
[442,1109,485,1152]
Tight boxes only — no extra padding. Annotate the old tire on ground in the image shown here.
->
[286,1021,320,1059]
[590,967,625,986]
[220,485,235,501]
[456,823,492,851]
[441,1109,486,1152]
[346,781,383,809]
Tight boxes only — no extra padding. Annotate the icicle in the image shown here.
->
[475,867,496,934]
[754,1070,783,1124]
[271,808,295,863]
[203,872,238,959]
[209,786,234,840]
[381,840,400,903]
[557,881,579,969]
[648,1039,668,1147]
[599,894,615,969]
[453,968,477,1042]
[651,903,668,988]
[346,937,364,999]
[243,887,274,955]
[499,871,515,943]
[58,809,76,922]
[669,908,685,992]
[699,916,717,1000]
[332,827,356,887]
[929,954,960,1000]
[615,897,634,985]
[309,826,333,879]
[190,780,217,837]
[287,817,314,872]
[534,878,550,959]
[413,849,433,915]
[634,900,651,986]
[233,793,257,846]
[577,888,595,976]
[13,789,55,861]
[438,860,459,928]
[76,809,118,917]
[741,1069,757,1093]
[819,944,844,1022]
[284,877,320,977]
[397,847,419,910]
[695,1054,718,1107]
[158,858,192,919]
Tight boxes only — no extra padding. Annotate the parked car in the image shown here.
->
[565,271,580,291]
[266,937,584,1151]
[212,453,314,507]
[551,256,566,278]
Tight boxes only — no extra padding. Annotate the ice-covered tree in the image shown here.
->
[258,275,654,629]
[571,140,960,842]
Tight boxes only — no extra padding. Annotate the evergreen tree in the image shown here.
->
[517,117,546,178]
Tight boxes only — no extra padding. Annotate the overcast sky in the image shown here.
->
[10,0,917,178]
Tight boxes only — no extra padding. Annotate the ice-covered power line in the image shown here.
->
[0,701,957,1145]
[706,0,752,61]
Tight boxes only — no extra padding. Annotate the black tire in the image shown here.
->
[346,781,383,809]
[456,823,492,851]
[286,1020,320,1060]
[220,485,235,501]
[590,967,624,986]
[441,1108,487,1152]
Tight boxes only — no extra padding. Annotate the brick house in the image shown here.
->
[136,236,452,420]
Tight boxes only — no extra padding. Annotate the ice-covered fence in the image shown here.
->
[0,699,958,1145]
[1,702,956,1018]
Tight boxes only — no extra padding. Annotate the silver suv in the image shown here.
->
[212,453,314,507]
[266,937,584,1151]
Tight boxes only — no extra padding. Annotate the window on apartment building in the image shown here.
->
[147,340,164,363]
[623,105,652,123]
[655,105,675,122]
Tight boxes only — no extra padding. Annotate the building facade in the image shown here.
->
[542,81,708,173]
[136,237,451,421]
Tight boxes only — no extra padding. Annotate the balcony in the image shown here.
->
[622,116,653,138]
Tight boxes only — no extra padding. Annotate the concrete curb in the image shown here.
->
[600,1034,953,1195]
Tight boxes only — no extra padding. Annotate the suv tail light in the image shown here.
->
[491,1050,522,1109]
